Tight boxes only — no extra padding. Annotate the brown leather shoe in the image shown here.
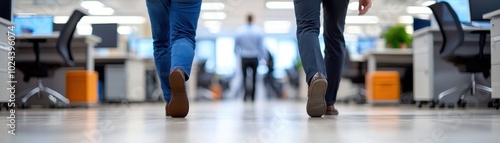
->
[168,68,189,118]
[306,72,327,117]
[165,103,170,116]
[325,105,339,115]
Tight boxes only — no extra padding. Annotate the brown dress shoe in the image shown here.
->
[325,105,339,115]
[168,68,189,118]
[165,103,170,116]
[306,72,327,117]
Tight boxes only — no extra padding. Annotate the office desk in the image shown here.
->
[412,27,491,105]
[364,48,413,72]
[0,18,12,103]
[484,10,500,100]
[95,56,148,102]
[14,35,101,104]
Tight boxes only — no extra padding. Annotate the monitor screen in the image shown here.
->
[92,24,118,48]
[134,38,154,58]
[413,18,431,31]
[469,0,500,21]
[436,0,471,23]
[13,15,53,35]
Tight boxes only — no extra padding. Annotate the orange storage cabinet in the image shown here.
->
[66,71,98,104]
[366,71,400,103]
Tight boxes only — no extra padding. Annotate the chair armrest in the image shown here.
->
[470,30,489,60]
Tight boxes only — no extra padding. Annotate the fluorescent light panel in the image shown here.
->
[54,16,146,24]
[81,1,104,9]
[88,7,114,15]
[201,12,227,20]
[201,2,225,10]
[266,1,294,9]
[421,1,436,6]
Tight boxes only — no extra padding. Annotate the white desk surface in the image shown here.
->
[484,9,500,19]
[413,27,490,37]
[364,48,413,55]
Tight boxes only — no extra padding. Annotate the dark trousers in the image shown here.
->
[294,0,349,106]
[241,57,259,101]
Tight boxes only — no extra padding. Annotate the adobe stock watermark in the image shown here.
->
[241,108,291,143]
[78,102,131,143]
[6,25,17,136]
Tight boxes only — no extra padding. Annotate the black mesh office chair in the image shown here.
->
[339,49,366,104]
[17,10,86,106]
[429,2,492,108]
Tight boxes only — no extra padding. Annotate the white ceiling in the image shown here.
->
[13,0,433,38]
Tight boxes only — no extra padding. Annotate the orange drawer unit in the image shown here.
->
[366,71,400,103]
[66,71,99,104]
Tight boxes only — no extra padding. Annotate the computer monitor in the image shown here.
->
[0,0,12,21]
[13,15,53,35]
[469,0,500,22]
[92,24,118,48]
[413,18,431,31]
[436,0,471,23]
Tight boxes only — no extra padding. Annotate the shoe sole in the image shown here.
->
[168,70,189,118]
[306,79,327,117]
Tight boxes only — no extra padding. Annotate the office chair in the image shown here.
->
[429,2,492,108]
[339,50,366,104]
[17,10,86,106]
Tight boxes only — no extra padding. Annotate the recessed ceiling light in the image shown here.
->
[421,1,436,6]
[266,1,294,9]
[88,7,114,15]
[81,1,104,9]
[201,3,225,10]
[406,6,432,14]
[201,12,227,20]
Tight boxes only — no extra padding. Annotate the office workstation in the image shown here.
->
[1,0,500,142]
[484,9,500,106]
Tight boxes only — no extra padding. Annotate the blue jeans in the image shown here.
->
[294,0,349,106]
[146,0,201,102]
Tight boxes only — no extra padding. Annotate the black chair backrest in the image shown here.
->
[56,9,86,66]
[428,2,464,60]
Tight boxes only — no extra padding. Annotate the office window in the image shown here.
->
[196,39,216,72]
[264,38,298,78]
[215,37,236,75]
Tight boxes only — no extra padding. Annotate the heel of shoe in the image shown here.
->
[306,79,327,117]
[168,69,189,118]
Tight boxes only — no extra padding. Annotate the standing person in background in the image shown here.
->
[294,0,372,117]
[234,14,266,102]
[146,0,201,118]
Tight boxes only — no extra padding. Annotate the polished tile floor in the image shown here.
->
[1,101,500,143]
